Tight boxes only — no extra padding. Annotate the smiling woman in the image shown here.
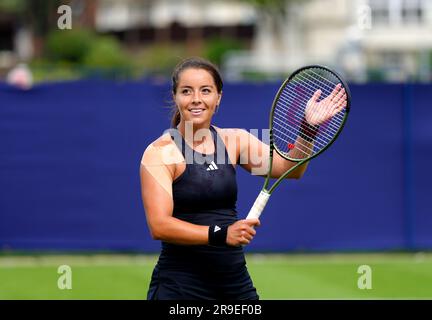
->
[139,57,310,300]
[170,59,223,129]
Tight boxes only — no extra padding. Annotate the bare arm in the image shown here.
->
[237,129,310,179]
[140,143,209,245]
[140,139,259,246]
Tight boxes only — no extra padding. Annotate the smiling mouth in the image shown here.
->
[188,108,205,115]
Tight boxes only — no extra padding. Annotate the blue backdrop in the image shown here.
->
[0,80,430,252]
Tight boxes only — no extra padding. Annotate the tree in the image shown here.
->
[0,0,63,36]
[240,0,307,72]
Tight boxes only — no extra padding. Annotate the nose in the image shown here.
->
[192,91,202,104]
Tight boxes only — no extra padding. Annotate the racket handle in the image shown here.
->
[246,190,270,220]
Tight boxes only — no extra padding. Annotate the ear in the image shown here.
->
[217,91,222,106]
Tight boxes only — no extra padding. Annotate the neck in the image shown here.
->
[177,121,212,145]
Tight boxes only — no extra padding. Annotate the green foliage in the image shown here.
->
[135,44,188,76]
[83,36,134,80]
[203,37,244,66]
[429,50,432,72]
[0,0,26,12]
[367,68,387,82]
[241,70,287,82]
[45,29,94,63]
[244,0,287,8]
[30,64,82,83]
[240,0,303,15]
[83,36,130,68]
[41,29,135,81]
[1,0,63,35]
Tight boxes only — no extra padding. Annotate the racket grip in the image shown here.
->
[246,191,270,220]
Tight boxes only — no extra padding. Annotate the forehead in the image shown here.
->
[178,68,215,86]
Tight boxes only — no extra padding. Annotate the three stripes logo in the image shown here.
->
[206,161,219,171]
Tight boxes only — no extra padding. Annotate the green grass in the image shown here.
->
[0,253,431,299]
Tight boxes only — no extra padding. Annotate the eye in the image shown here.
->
[202,88,211,94]
[181,88,191,95]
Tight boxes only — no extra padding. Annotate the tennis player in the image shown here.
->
[140,57,313,300]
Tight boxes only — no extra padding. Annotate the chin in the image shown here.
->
[185,117,210,127]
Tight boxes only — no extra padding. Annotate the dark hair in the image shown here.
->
[171,57,223,127]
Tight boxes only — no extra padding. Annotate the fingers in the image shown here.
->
[227,219,260,246]
[331,84,346,105]
[312,89,322,102]
[334,97,347,113]
[241,230,253,241]
[244,218,261,228]
[240,230,255,244]
[240,221,258,244]
[332,92,347,116]
[332,86,346,103]
[240,237,250,245]
[305,83,347,125]
[328,84,347,117]
[328,83,341,102]
[245,225,257,236]
[240,220,257,237]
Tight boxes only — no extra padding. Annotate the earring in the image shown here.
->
[215,105,219,114]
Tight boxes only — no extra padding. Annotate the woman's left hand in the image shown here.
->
[305,83,347,126]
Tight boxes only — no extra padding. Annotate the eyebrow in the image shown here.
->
[179,85,214,89]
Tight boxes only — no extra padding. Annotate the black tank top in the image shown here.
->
[157,126,245,271]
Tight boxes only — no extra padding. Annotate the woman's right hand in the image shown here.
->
[226,219,260,246]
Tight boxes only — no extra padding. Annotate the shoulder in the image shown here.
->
[141,132,183,167]
[143,132,172,157]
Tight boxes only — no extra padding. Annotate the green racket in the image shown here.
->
[246,65,351,220]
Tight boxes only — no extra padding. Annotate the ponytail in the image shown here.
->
[171,108,181,128]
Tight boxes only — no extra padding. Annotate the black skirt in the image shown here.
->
[147,263,259,300]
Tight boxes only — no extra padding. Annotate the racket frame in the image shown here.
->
[265,65,351,194]
[246,65,351,220]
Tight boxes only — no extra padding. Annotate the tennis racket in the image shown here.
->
[246,65,351,220]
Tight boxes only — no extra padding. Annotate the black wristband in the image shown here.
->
[299,117,319,142]
[208,225,228,247]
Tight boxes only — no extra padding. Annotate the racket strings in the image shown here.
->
[277,92,344,137]
[290,69,346,117]
[274,96,345,155]
[276,85,346,145]
[272,67,348,160]
[273,118,324,156]
[287,73,346,124]
[276,95,344,146]
[272,111,328,150]
[287,81,345,126]
[289,78,346,126]
[302,69,342,96]
[274,96,345,156]
[280,72,346,122]
[272,120,317,154]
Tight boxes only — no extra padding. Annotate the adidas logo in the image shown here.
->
[206,161,219,171]
[214,225,221,232]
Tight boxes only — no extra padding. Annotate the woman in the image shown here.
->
[140,57,346,300]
